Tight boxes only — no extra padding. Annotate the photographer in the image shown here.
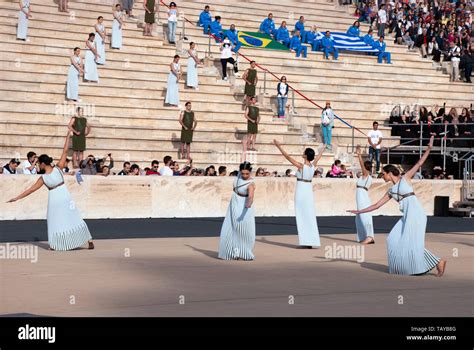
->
[80,154,97,175]
[21,151,38,175]
[95,153,114,175]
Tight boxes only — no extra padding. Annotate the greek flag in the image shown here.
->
[315,32,380,52]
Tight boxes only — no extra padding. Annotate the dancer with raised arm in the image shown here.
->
[7,131,94,251]
[347,136,447,276]
[274,140,326,248]
[354,146,375,244]
[218,162,256,261]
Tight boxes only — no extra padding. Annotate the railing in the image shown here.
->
[462,155,474,200]
[159,0,365,141]
[379,122,474,173]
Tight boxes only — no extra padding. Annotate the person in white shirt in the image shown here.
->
[167,2,178,44]
[447,41,461,82]
[367,121,383,173]
[160,155,174,176]
[22,151,38,175]
[220,37,238,81]
[377,4,387,38]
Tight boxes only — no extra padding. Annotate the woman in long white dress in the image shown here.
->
[348,136,447,276]
[186,42,202,89]
[7,131,94,251]
[274,140,326,248]
[112,4,125,49]
[66,47,84,101]
[165,55,181,107]
[354,146,375,244]
[218,161,256,260]
[94,16,106,65]
[17,0,32,40]
[84,33,99,82]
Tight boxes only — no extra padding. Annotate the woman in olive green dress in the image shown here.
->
[244,96,260,155]
[179,101,197,160]
[143,0,157,37]
[68,107,91,168]
[242,60,258,105]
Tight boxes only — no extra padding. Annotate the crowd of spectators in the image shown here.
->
[388,104,474,147]
[355,0,473,82]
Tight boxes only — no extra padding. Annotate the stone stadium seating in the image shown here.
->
[0,0,472,172]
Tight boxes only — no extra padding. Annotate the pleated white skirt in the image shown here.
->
[386,197,440,275]
[47,186,92,251]
[295,181,320,247]
[218,192,256,260]
[355,188,374,242]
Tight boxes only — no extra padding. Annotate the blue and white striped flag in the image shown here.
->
[315,32,380,52]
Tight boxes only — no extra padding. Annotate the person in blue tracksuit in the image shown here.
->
[259,13,276,38]
[275,21,290,47]
[210,16,224,42]
[198,5,212,34]
[295,16,307,43]
[224,24,242,53]
[363,28,375,46]
[290,30,307,58]
[306,25,322,51]
[363,29,376,56]
[321,31,339,60]
[372,36,391,64]
[346,21,361,36]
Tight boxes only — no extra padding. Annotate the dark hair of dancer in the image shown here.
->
[364,161,372,171]
[38,154,53,166]
[239,162,252,172]
[382,164,400,176]
[304,148,315,161]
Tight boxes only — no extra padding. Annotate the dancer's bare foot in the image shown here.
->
[436,259,446,277]
[361,237,375,244]
[88,241,95,250]
[48,247,55,251]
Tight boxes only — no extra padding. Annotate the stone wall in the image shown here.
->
[0,176,462,220]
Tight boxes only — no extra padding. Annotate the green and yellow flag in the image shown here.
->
[237,32,289,51]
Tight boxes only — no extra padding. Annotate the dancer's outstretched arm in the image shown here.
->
[7,177,44,203]
[404,135,434,181]
[57,131,72,169]
[347,193,391,215]
[356,146,369,177]
[273,139,302,170]
[313,144,326,165]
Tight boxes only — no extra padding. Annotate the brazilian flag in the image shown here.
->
[237,31,289,51]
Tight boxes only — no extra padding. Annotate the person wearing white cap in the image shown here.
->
[321,101,335,150]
